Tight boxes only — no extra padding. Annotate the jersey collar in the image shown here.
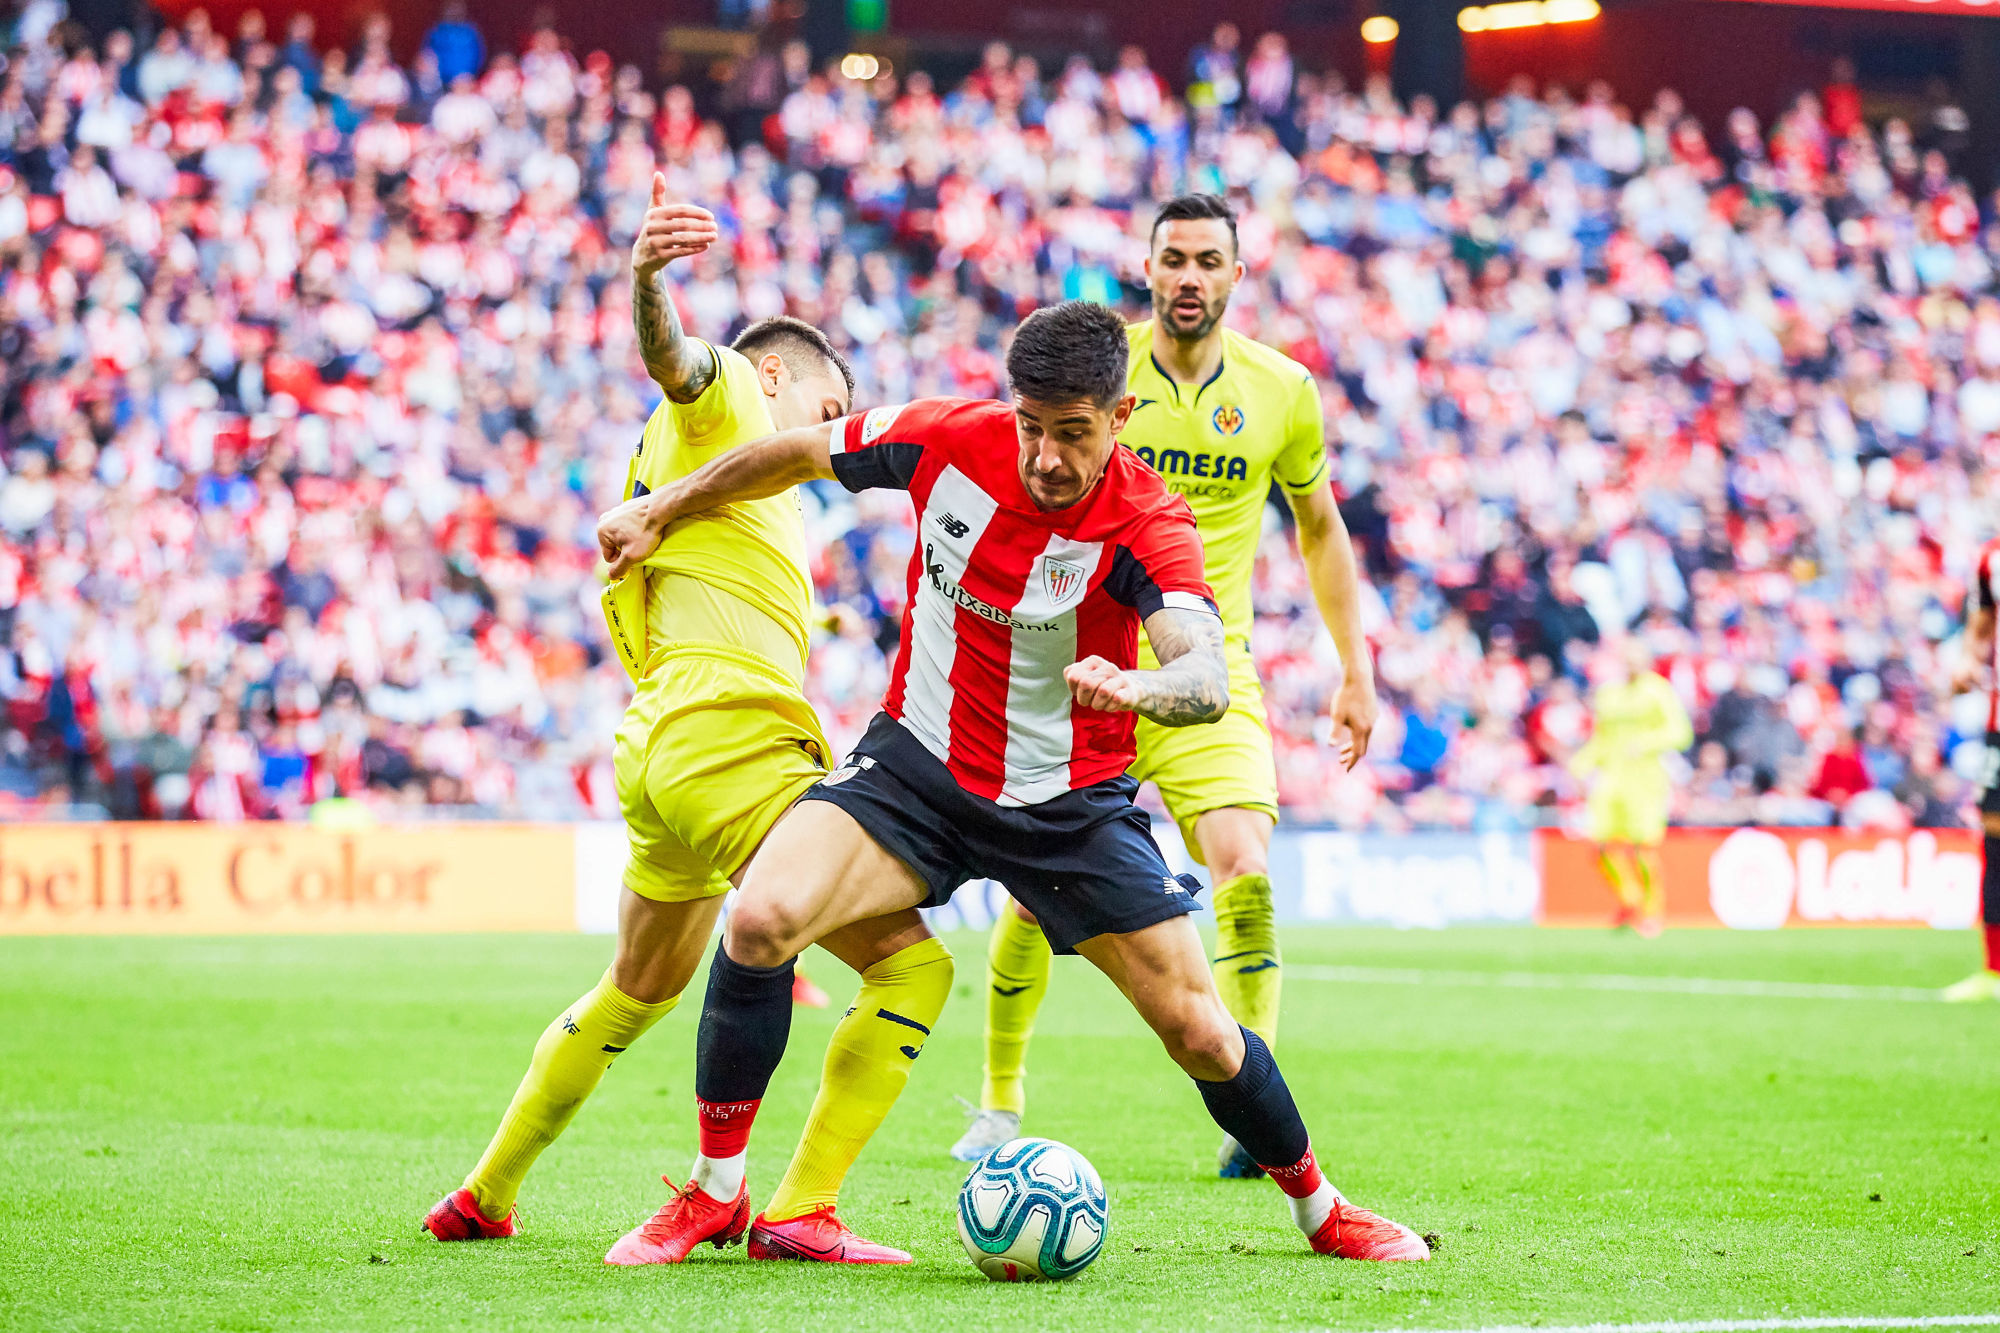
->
[1146,340,1228,407]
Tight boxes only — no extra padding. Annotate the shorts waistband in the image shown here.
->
[642,638,805,692]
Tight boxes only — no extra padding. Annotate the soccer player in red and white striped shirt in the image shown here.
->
[1946,538,2000,1001]
[594,301,1427,1265]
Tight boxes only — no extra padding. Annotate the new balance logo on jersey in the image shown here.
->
[935,512,970,539]
[925,543,1060,633]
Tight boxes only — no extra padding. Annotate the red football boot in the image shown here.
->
[604,1179,751,1265]
[746,1207,911,1264]
[423,1188,517,1241]
[792,970,831,1009]
[1309,1198,1430,1261]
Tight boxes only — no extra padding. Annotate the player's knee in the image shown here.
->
[609,951,677,1005]
[1010,898,1039,925]
[1209,847,1269,884]
[725,893,811,967]
[1153,995,1241,1080]
[1981,812,2000,838]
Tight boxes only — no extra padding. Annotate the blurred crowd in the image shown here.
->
[1,3,1994,832]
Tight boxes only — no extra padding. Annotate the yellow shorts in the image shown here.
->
[1584,773,1670,846]
[614,642,832,902]
[1129,645,1277,864]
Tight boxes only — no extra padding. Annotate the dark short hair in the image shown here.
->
[733,316,855,404]
[1150,193,1238,253]
[1006,301,1129,409]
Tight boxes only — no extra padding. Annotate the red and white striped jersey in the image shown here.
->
[1977,538,2000,731]
[830,396,1216,806]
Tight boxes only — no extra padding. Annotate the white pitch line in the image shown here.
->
[1368,1317,2000,1333]
[1286,964,1945,1004]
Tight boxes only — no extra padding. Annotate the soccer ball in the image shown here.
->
[956,1137,1107,1281]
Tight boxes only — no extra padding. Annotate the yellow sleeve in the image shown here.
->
[1569,687,1608,776]
[1569,729,1603,777]
[1274,370,1331,494]
[668,341,757,447]
[1645,677,1694,755]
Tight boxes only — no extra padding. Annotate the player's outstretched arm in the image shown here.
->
[1065,607,1229,728]
[1288,481,1378,769]
[596,423,838,578]
[631,171,721,403]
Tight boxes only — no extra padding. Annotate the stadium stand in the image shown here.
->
[0,7,1986,832]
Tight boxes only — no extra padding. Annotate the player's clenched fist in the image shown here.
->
[597,493,670,581]
[1065,655,1142,713]
[632,171,719,279]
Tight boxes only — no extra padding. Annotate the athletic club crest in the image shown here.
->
[1211,404,1245,435]
[1043,557,1086,607]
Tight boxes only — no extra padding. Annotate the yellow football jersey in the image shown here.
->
[607,341,813,676]
[1122,323,1329,646]
[1573,672,1694,784]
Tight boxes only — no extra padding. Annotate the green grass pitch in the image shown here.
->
[4,926,1996,1332]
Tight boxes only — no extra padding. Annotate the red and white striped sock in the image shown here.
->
[692,1097,759,1202]
[1266,1145,1341,1235]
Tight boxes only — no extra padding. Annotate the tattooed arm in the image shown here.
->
[597,422,839,578]
[1064,606,1230,727]
[631,171,721,402]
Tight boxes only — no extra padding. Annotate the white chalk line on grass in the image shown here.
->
[1364,1317,2000,1333]
[1287,964,1945,1004]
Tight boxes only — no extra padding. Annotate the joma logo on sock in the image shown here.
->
[876,1007,930,1060]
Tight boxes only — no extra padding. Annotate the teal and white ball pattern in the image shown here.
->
[956,1137,1108,1281]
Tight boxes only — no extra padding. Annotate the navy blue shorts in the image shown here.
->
[799,713,1202,954]
[1981,732,2000,817]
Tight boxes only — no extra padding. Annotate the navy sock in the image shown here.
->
[693,942,796,1105]
[1190,1026,1309,1169]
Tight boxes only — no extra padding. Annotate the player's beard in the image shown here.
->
[1152,285,1227,342]
[1024,463,1095,509]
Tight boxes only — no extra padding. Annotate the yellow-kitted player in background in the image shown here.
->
[1569,637,1694,937]
[952,194,1380,1179]
[423,175,954,1259]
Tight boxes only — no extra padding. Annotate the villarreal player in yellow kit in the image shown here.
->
[955,195,1380,1178]
[1569,637,1693,937]
[425,177,954,1259]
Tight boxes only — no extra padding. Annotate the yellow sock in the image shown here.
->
[1599,852,1641,911]
[764,937,955,1221]
[1635,853,1663,917]
[464,971,678,1221]
[980,905,1052,1116]
[1211,873,1279,1049]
